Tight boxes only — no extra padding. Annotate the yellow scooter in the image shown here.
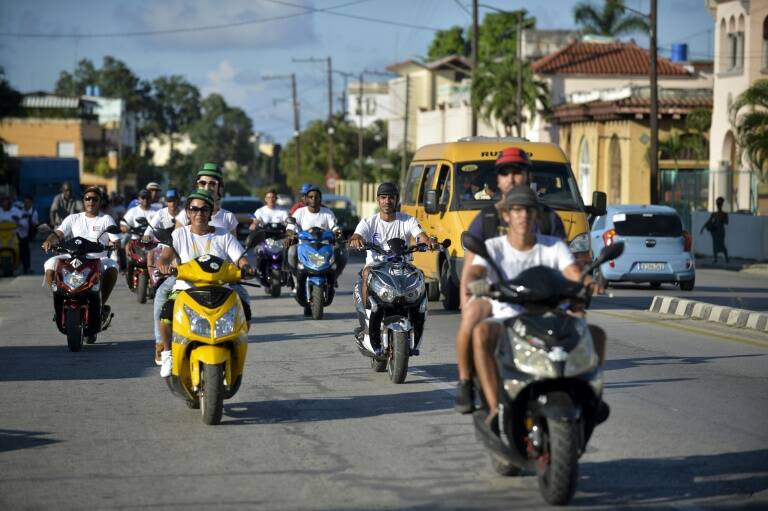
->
[0,221,19,277]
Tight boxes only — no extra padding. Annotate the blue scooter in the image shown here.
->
[294,227,337,319]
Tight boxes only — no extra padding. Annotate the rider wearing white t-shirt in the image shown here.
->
[250,189,288,229]
[155,190,254,377]
[41,187,119,311]
[349,182,438,340]
[466,186,605,434]
[121,190,156,237]
[286,186,343,275]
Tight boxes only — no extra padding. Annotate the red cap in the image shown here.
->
[495,147,531,170]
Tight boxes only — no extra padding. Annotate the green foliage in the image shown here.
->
[0,68,22,120]
[573,0,649,37]
[730,79,768,180]
[427,26,469,60]
[148,75,202,145]
[684,108,712,161]
[478,10,534,62]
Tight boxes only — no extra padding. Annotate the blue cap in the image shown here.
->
[165,188,179,200]
[299,183,312,195]
[306,185,321,195]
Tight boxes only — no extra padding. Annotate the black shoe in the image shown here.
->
[595,400,610,424]
[101,305,112,324]
[454,379,475,414]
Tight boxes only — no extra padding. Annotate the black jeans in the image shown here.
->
[17,235,31,273]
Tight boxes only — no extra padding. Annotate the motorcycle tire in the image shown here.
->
[311,286,324,320]
[137,273,148,304]
[371,356,387,372]
[387,330,409,384]
[426,280,440,302]
[537,415,579,505]
[200,363,225,425]
[85,334,97,345]
[440,260,460,311]
[65,308,83,352]
[270,270,282,298]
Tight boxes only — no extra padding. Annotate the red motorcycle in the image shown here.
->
[125,224,158,304]
[51,227,119,352]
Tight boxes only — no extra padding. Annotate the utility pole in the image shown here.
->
[516,11,523,137]
[471,0,479,136]
[402,75,410,182]
[358,72,364,205]
[263,73,301,181]
[334,70,355,120]
[650,0,658,204]
[293,57,335,175]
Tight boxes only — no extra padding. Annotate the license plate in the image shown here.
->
[639,262,665,271]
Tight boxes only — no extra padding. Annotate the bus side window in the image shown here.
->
[436,164,451,207]
[417,164,437,205]
[402,165,424,206]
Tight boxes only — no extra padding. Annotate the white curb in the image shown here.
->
[649,296,768,334]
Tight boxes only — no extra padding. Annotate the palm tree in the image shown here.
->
[730,79,768,180]
[573,0,649,37]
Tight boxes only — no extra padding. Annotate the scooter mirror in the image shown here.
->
[37,223,52,234]
[136,217,149,226]
[286,216,297,225]
[246,230,265,249]
[461,232,488,259]
[154,227,174,246]
[598,241,624,264]
[105,225,121,235]
[441,239,451,249]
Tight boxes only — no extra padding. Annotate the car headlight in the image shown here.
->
[308,252,329,267]
[564,329,598,377]
[512,338,557,377]
[215,304,239,337]
[370,278,397,302]
[62,268,91,289]
[569,232,590,254]
[184,305,211,337]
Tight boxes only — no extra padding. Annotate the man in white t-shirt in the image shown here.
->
[41,187,120,312]
[250,188,288,230]
[155,190,254,377]
[285,185,343,274]
[122,190,156,236]
[465,186,605,434]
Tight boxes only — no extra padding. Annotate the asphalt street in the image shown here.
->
[1,249,767,510]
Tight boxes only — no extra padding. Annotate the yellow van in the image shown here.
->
[400,137,606,310]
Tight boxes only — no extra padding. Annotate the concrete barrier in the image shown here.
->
[649,295,768,333]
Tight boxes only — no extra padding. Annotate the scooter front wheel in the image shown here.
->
[269,269,282,298]
[65,308,83,352]
[387,330,410,384]
[537,416,579,505]
[310,285,324,320]
[200,363,225,425]
[137,273,149,304]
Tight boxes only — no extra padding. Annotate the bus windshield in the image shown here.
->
[454,160,584,211]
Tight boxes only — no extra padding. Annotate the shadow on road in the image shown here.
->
[0,429,59,453]
[222,388,450,425]
[576,449,768,507]
[249,330,348,343]
[605,354,765,372]
[0,338,156,381]
[604,377,697,389]
[250,311,358,324]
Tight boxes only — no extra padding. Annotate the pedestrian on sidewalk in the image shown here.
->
[700,196,729,263]
[17,195,38,274]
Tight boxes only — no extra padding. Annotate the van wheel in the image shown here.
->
[426,281,440,302]
[440,260,459,311]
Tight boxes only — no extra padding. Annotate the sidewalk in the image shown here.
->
[650,295,768,334]
[694,256,768,274]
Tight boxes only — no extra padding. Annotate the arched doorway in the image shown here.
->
[609,135,621,204]
[578,137,591,203]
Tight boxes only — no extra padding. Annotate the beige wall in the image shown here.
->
[708,0,768,212]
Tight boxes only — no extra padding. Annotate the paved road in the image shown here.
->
[1,250,767,510]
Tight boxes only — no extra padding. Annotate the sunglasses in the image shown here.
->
[188,205,212,214]
[83,196,100,202]
[197,179,219,187]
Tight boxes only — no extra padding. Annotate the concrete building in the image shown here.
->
[707,0,768,214]
[346,81,389,129]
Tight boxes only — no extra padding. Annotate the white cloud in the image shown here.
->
[115,0,317,51]
[202,59,265,106]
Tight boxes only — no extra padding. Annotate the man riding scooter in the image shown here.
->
[348,182,438,354]
[155,189,255,377]
[41,187,119,320]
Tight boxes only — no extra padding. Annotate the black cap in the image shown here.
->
[376,182,399,196]
[138,189,150,199]
[497,185,538,209]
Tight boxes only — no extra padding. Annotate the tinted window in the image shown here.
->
[454,160,583,211]
[402,165,424,205]
[221,199,263,213]
[418,164,437,205]
[614,213,682,237]
[593,215,606,231]
[437,164,451,206]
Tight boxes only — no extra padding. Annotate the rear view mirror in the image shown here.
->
[136,217,149,226]
[286,216,297,225]
[246,230,265,249]
[441,239,451,249]
[105,225,121,235]
[423,190,440,215]
[37,223,52,234]
[461,232,487,259]
[154,227,174,246]
[597,241,624,264]
[587,191,607,217]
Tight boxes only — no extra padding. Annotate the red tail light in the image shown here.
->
[682,230,692,252]
[602,228,616,246]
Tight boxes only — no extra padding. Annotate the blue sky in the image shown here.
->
[0,0,716,144]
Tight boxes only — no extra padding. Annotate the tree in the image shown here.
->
[573,0,649,37]
[148,75,202,155]
[684,108,712,161]
[0,68,22,120]
[658,130,687,169]
[730,79,768,181]
[55,57,150,114]
[427,26,469,60]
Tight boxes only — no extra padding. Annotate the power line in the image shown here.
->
[453,0,472,18]
[0,0,372,38]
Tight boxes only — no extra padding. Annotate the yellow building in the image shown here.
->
[554,88,712,207]
[0,94,117,192]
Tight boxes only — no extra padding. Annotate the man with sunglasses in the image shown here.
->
[155,190,254,377]
[174,163,238,235]
[41,187,120,317]
[454,147,565,414]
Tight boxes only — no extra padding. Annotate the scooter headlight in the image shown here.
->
[370,278,396,303]
[62,268,91,289]
[265,238,283,253]
[308,252,329,267]
[404,281,425,302]
[184,305,211,337]
[215,304,240,337]
[512,338,557,378]
[564,328,598,377]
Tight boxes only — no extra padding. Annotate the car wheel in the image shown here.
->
[680,279,695,291]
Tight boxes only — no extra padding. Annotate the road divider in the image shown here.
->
[649,295,768,333]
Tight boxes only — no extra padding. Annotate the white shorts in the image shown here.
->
[44,255,117,273]
[469,296,520,320]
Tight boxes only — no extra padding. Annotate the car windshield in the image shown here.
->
[221,200,263,214]
[613,213,683,237]
[324,199,349,210]
[454,160,583,211]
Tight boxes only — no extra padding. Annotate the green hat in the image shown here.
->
[197,162,223,180]
[187,189,215,209]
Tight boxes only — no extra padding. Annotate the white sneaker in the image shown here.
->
[160,350,172,378]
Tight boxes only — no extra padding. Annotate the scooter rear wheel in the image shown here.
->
[65,309,83,352]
